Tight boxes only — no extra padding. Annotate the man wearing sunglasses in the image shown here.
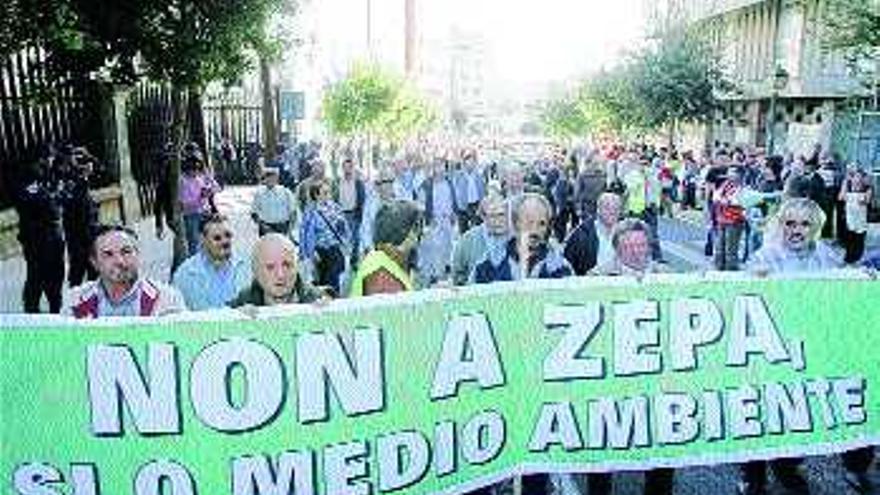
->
[172,213,251,310]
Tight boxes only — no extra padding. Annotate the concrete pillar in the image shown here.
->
[101,88,139,225]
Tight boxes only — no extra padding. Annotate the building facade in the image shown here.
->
[416,26,492,136]
[667,0,870,159]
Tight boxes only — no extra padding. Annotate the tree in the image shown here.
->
[375,86,437,144]
[322,63,437,145]
[819,0,880,57]
[5,0,287,269]
[815,0,880,106]
[539,93,590,140]
[322,64,398,136]
[558,29,729,144]
[628,32,730,143]
[579,68,650,137]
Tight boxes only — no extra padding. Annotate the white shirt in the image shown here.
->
[844,192,869,233]
[251,184,297,224]
[748,242,843,275]
[596,224,615,268]
[338,177,358,212]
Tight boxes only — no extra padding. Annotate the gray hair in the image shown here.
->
[252,233,297,271]
[767,197,826,244]
[597,192,623,210]
[479,190,508,216]
[511,192,552,227]
[610,218,651,251]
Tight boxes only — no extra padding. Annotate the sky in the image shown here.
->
[420,0,649,88]
[315,0,649,95]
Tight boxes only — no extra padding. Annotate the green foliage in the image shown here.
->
[628,32,729,128]
[540,29,729,140]
[322,64,437,143]
[815,0,880,94]
[820,0,880,57]
[375,86,437,143]
[2,0,286,90]
[539,93,589,139]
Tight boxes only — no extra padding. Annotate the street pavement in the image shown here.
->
[1,187,877,493]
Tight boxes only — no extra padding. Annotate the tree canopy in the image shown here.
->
[539,30,729,140]
[322,64,437,143]
[815,0,880,97]
[1,0,286,91]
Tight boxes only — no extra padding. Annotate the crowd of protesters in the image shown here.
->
[12,137,879,494]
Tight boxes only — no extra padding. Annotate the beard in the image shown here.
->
[106,266,138,286]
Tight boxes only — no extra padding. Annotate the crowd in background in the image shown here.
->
[12,136,879,494]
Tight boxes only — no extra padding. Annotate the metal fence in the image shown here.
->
[0,45,106,210]
[126,84,178,217]
[203,94,264,185]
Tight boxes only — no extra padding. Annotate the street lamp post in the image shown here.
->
[766,65,790,155]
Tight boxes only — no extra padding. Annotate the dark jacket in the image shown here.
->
[472,238,573,284]
[786,173,826,203]
[16,174,64,246]
[563,219,600,276]
[61,174,99,243]
[230,278,323,307]
[575,168,607,218]
[421,175,461,223]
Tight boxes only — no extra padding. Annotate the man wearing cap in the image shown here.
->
[64,225,186,318]
[251,167,298,237]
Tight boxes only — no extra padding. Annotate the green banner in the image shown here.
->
[2,275,879,494]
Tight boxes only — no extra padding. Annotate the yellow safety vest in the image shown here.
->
[349,249,414,297]
[624,170,647,215]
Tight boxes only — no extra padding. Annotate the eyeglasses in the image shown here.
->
[783,219,812,228]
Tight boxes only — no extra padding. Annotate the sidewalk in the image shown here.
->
[0,187,259,314]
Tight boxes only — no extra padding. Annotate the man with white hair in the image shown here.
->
[501,161,526,199]
[747,197,842,275]
[451,192,511,286]
[742,197,873,494]
[470,193,573,284]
